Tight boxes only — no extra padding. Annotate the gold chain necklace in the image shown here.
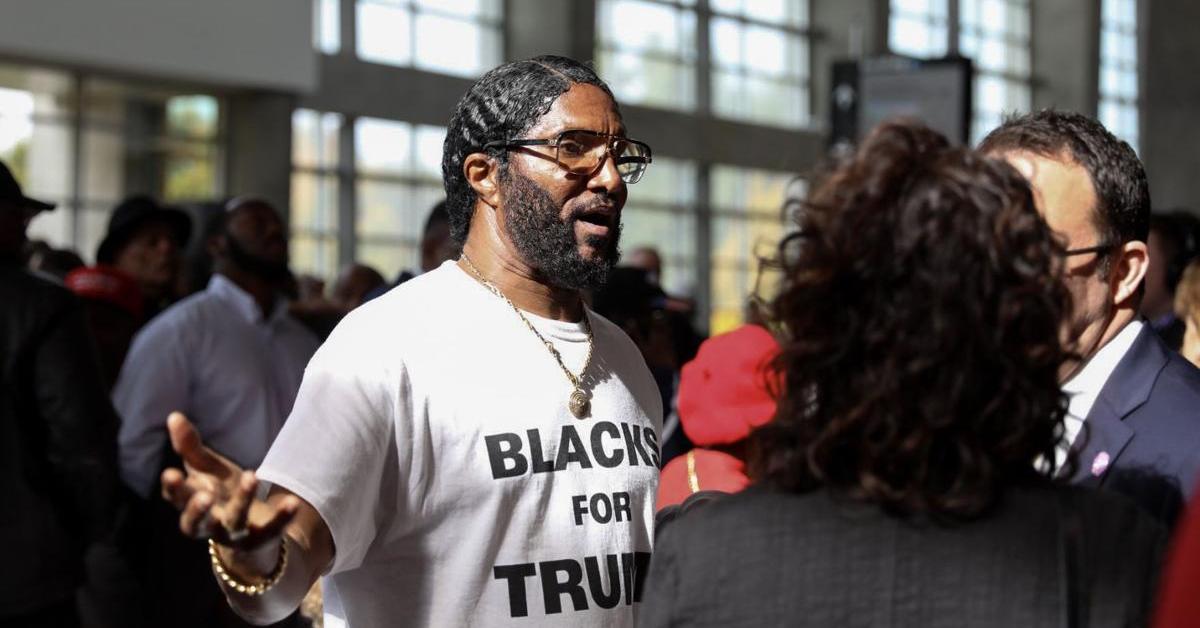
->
[459,253,594,419]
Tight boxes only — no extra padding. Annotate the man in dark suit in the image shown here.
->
[982,110,1200,524]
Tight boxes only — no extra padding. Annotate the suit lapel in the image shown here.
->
[1069,325,1167,486]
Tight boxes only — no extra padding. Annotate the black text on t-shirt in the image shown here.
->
[484,420,661,479]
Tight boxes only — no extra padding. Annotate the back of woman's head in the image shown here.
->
[751,120,1071,520]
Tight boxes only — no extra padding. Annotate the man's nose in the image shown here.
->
[588,150,625,196]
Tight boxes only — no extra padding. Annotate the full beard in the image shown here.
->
[501,167,621,291]
[225,232,291,283]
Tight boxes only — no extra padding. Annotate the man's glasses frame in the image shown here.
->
[484,129,653,184]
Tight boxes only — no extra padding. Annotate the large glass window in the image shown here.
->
[1099,0,1138,152]
[291,108,342,281]
[596,0,809,126]
[596,0,698,112]
[959,0,1031,143]
[620,157,698,297]
[289,112,448,283]
[709,165,801,334]
[1,63,225,260]
[887,0,1031,144]
[79,79,224,260]
[354,117,446,281]
[356,0,502,78]
[314,0,341,54]
[709,0,810,128]
[0,65,76,247]
[888,0,950,58]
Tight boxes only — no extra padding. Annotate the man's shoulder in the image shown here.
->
[345,264,468,329]
[1153,349,1200,400]
[586,309,644,359]
[317,264,471,358]
[1136,334,1200,423]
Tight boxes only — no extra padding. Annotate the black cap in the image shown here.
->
[0,160,56,213]
[96,196,192,264]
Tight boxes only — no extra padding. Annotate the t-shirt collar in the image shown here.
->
[446,260,591,341]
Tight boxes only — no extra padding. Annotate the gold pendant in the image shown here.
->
[569,388,590,419]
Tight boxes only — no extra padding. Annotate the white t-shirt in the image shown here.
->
[257,261,663,628]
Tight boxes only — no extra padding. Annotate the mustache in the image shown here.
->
[566,198,617,221]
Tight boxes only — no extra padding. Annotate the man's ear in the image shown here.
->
[464,152,501,209]
[1112,239,1149,306]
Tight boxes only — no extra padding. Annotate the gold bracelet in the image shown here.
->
[208,538,288,596]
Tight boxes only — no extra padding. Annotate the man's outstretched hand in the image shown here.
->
[160,412,300,550]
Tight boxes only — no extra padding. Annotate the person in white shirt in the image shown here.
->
[114,197,320,628]
[115,198,321,498]
[157,55,661,628]
[981,110,1200,524]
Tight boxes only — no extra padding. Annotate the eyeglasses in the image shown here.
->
[484,129,653,184]
[1064,242,1115,257]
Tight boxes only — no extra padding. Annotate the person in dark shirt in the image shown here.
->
[1,159,120,627]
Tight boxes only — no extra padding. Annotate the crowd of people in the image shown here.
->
[3,53,1200,627]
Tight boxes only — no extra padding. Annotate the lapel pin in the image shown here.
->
[1091,451,1111,477]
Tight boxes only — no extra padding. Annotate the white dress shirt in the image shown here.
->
[114,274,321,497]
[1057,319,1144,469]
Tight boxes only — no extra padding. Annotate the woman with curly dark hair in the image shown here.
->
[639,121,1165,628]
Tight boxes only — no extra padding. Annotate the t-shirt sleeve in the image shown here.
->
[256,321,401,575]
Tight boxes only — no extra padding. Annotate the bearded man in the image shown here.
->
[158,56,662,627]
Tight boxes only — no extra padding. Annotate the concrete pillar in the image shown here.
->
[1030,0,1099,115]
[1142,0,1200,210]
[810,0,888,130]
[224,92,296,219]
[505,0,590,62]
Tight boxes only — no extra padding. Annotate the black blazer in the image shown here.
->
[1068,324,1200,524]
[640,485,1164,628]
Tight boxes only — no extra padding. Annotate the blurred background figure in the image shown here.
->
[594,265,705,465]
[175,201,228,299]
[625,245,663,285]
[592,266,694,461]
[1172,259,1200,368]
[366,200,461,302]
[95,196,191,323]
[414,200,459,280]
[65,266,144,391]
[332,262,385,309]
[1,159,120,628]
[641,122,1166,628]
[655,324,778,511]
[112,197,317,628]
[1141,211,1200,350]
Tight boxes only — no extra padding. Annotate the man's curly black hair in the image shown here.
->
[441,55,618,245]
